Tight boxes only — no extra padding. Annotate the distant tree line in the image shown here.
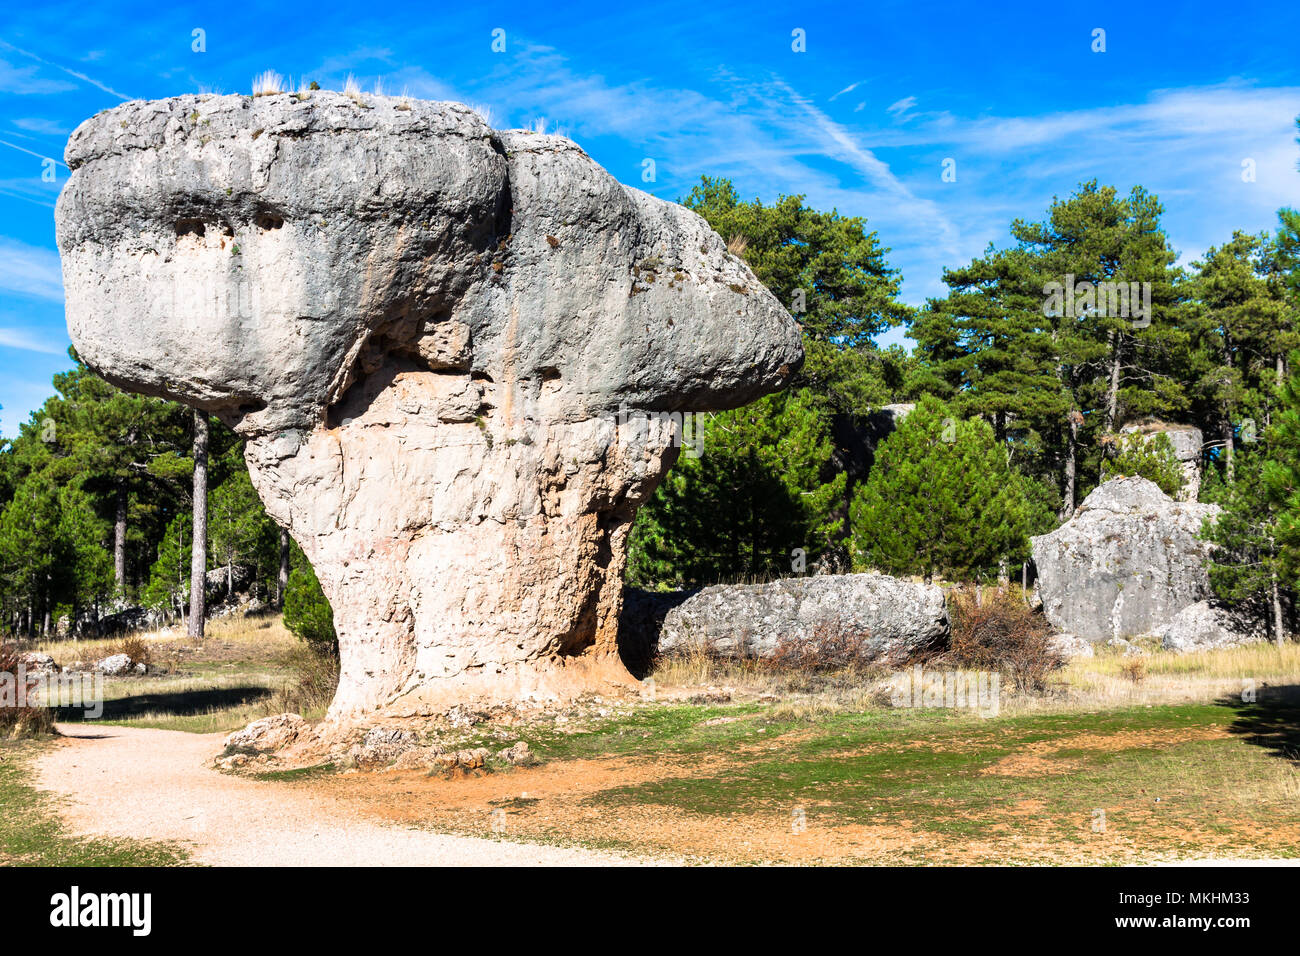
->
[0,356,307,639]
[629,117,1300,640]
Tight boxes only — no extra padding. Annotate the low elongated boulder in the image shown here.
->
[1157,601,1267,653]
[627,573,949,662]
[1046,634,1094,659]
[223,712,307,752]
[57,92,802,721]
[1031,476,1220,642]
[94,653,133,677]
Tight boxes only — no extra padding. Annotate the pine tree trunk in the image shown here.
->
[1223,416,1235,484]
[1061,412,1079,520]
[188,410,208,641]
[277,528,290,609]
[113,486,128,595]
[1272,572,1285,648]
[1106,331,1120,432]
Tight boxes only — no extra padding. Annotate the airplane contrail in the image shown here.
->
[0,38,133,101]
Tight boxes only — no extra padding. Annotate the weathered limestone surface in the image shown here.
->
[57,93,802,720]
[1156,600,1267,653]
[624,573,949,662]
[1031,476,1220,642]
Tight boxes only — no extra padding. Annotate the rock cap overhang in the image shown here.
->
[57,91,802,440]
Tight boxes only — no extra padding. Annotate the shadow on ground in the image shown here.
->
[1219,683,1300,764]
[55,686,274,722]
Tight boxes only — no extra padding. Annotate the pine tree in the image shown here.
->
[1187,232,1289,481]
[50,353,188,598]
[627,388,844,587]
[849,398,1052,582]
[208,451,277,599]
[0,471,61,635]
[141,511,192,623]
[913,181,1185,516]
[1100,431,1184,498]
[283,542,336,653]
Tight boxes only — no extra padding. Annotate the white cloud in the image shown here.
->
[0,238,63,301]
[13,117,70,137]
[0,326,64,354]
[830,81,860,101]
[0,56,75,95]
[886,95,917,118]
[0,40,132,100]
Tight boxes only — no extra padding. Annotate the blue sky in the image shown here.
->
[1,0,1298,437]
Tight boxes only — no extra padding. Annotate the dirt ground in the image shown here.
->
[308,722,1299,865]
[34,716,1300,866]
[35,723,658,866]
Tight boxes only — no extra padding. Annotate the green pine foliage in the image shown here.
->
[141,511,192,620]
[627,388,844,587]
[282,544,337,653]
[0,349,292,636]
[208,447,278,595]
[1101,431,1185,497]
[849,398,1053,582]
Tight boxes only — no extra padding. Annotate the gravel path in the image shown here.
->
[35,723,649,866]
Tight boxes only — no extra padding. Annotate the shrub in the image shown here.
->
[115,635,152,670]
[269,643,339,720]
[1120,657,1147,684]
[1101,430,1184,498]
[283,560,337,654]
[767,620,876,673]
[0,644,55,738]
[944,588,1062,693]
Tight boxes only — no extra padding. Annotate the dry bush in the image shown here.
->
[726,234,749,257]
[944,588,1062,693]
[767,620,876,673]
[115,635,152,670]
[1120,657,1148,684]
[268,644,340,720]
[0,643,55,738]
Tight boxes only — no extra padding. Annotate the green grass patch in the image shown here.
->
[0,739,189,866]
[574,697,1300,856]
[251,762,336,782]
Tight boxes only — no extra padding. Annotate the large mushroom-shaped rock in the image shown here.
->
[1031,476,1220,642]
[56,93,802,720]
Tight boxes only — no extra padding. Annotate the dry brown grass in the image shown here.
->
[1043,641,1300,712]
[943,588,1061,692]
[33,612,298,669]
[0,643,55,738]
[267,644,339,720]
[647,624,1300,720]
